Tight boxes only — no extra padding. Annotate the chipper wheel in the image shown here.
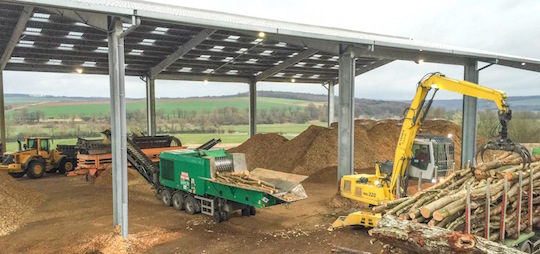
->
[172,192,185,210]
[26,161,46,179]
[161,189,172,206]
[184,195,201,215]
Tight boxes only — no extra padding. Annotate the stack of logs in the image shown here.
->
[215,171,278,194]
[371,152,540,249]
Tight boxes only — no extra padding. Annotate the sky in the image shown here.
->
[3,0,540,100]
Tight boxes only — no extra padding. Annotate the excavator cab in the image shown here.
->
[408,134,454,182]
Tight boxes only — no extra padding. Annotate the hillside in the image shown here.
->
[4,92,539,120]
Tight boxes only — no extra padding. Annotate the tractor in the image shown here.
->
[0,137,76,179]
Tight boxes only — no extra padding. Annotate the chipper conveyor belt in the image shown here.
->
[126,138,160,188]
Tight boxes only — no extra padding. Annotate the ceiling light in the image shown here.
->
[258,32,266,38]
[521,62,526,66]
[203,79,209,84]
[416,59,424,64]
[75,68,83,74]
[291,78,296,83]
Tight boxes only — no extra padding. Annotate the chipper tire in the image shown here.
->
[161,189,172,207]
[172,192,185,211]
[26,161,45,179]
[184,195,201,215]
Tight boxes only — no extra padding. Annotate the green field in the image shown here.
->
[4,122,325,152]
[7,96,309,118]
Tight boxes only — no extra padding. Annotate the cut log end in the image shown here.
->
[448,231,476,250]
[420,207,432,219]
[432,211,443,221]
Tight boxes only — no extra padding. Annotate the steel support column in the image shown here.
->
[462,60,479,167]
[327,81,335,127]
[249,79,257,137]
[0,71,5,153]
[145,77,156,136]
[108,17,128,238]
[337,48,355,182]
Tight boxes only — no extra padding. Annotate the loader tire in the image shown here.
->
[8,172,26,178]
[184,195,200,215]
[27,161,45,179]
[172,192,185,210]
[161,189,172,207]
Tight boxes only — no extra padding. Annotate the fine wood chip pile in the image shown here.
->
[0,173,44,236]
[370,151,540,253]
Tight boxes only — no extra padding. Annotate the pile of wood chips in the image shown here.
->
[372,151,540,245]
[215,171,277,194]
[0,173,44,236]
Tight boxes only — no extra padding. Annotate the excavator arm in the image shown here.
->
[388,72,531,197]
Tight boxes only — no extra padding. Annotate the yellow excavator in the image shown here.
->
[332,72,532,228]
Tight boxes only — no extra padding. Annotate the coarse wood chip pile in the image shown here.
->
[371,152,540,247]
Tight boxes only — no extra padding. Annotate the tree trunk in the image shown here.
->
[370,215,523,254]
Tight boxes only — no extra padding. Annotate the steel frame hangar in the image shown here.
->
[1,0,540,237]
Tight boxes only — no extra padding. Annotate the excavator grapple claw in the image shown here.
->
[478,139,532,169]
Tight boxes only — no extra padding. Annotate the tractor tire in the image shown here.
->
[161,189,172,207]
[172,192,185,211]
[58,159,75,174]
[26,161,45,179]
[8,172,26,178]
[184,195,201,215]
[519,241,532,254]
[249,206,256,216]
[241,208,250,216]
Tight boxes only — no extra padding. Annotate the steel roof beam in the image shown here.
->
[0,6,33,70]
[255,48,318,81]
[148,28,216,78]
[43,7,113,31]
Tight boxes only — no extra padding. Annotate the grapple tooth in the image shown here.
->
[478,144,488,164]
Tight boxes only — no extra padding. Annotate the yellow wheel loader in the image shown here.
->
[0,137,76,179]
[331,72,531,229]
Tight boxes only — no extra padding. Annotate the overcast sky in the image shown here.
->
[3,0,540,100]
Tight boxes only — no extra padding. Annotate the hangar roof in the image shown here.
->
[1,0,539,84]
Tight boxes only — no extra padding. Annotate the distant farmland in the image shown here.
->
[6,96,309,119]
